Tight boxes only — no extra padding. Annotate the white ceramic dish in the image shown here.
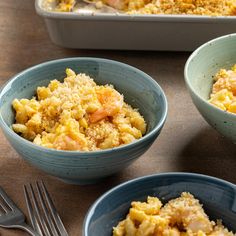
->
[35,0,236,51]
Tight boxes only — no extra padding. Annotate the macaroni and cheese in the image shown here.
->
[113,192,235,236]
[54,0,236,16]
[12,69,146,151]
[209,64,236,114]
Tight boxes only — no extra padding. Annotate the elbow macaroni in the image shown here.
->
[12,68,146,151]
[113,192,235,236]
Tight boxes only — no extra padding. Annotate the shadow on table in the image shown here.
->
[175,127,236,184]
[0,154,128,235]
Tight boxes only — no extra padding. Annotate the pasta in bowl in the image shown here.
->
[208,64,236,114]
[185,34,236,143]
[0,58,167,184]
[12,68,146,151]
[113,192,234,236]
[83,173,236,235]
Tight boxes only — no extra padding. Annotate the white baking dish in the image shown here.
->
[35,0,236,51]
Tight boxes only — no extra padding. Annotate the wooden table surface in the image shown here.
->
[0,1,236,235]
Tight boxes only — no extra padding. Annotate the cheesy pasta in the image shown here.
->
[209,64,236,114]
[113,192,235,236]
[12,69,146,151]
[54,0,236,16]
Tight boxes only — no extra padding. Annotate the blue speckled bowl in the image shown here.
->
[185,34,236,143]
[0,58,167,185]
[83,172,236,236]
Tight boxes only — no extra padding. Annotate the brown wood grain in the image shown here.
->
[0,1,235,235]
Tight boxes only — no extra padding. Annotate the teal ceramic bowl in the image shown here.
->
[185,34,236,143]
[0,58,167,185]
[83,172,236,236]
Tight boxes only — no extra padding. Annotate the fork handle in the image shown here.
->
[2,223,41,236]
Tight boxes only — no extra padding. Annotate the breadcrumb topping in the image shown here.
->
[53,0,236,16]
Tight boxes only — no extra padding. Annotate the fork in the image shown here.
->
[0,186,39,236]
[24,181,69,236]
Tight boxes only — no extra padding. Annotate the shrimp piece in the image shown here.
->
[89,86,123,123]
[160,192,214,234]
[104,0,151,10]
[212,71,236,96]
[228,71,236,95]
[53,134,88,151]
[103,0,127,10]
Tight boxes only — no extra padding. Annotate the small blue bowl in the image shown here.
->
[185,34,236,143]
[83,172,236,235]
[0,58,167,185]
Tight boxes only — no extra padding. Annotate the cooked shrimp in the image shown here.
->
[213,70,236,95]
[52,133,88,151]
[160,192,214,234]
[104,0,152,10]
[104,0,127,9]
[89,86,123,123]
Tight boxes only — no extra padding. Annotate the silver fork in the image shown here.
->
[24,181,69,236]
[0,186,39,236]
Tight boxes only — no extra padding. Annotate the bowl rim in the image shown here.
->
[184,33,236,119]
[0,57,168,156]
[83,172,236,235]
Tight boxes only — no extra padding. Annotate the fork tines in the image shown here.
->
[24,181,68,236]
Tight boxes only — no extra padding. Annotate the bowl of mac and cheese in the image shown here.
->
[0,58,167,184]
[83,172,236,236]
[185,34,236,143]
